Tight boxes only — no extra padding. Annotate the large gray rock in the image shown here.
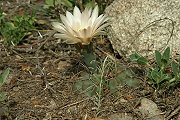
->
[105,0,180,58]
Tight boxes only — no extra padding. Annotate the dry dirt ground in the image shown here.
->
[0,0,179,120]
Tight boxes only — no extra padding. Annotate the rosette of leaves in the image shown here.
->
[130,47,180,90]
[0,11,36,46]
[0,68,9,101]
[73,57,140,97]
[44,0,72,9]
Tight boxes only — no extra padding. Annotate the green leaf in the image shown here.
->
[151,68,161,84]
[0,11,4,20]
[73,73,97,96]
[109,78,119,94]
[150,68,169,84]
[137,56,149,65]
[82,51,98,73]
[45,0,72,7]
[147,72,155,83]
[5,22,15,29]
[162,47,170,61]
[116,69,140,87]
[62,0,73,7]
[84,0,96,8]
[160,74,171,83]
[172,62,179,75]
[0,92,7,101]
[161,59,168,66]
[155,50,162,67]
[129,53,141,61]
[93,74,105,85]
[45,0,54,6]
[0,68,10,88]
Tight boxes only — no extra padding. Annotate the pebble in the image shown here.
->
[13,86,20,91]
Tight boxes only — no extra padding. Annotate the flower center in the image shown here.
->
[78,27,87,31]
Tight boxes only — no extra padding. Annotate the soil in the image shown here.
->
[0,0,179,120]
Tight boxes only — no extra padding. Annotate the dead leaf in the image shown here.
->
[21,65,30,71]
[98,38,105,44]
[18,11,24,15]
[57,61,71,71]
[36,19,48,25]
[32,101,41,106]
[87,118,104,120]
[124,94,133,100]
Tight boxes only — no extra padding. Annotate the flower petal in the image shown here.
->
[73,6,81,23]
[60,14,72,28]
[54,33,81,44]
[92,23,109,36]
[81,8,89,28]
[52,22,66,33]
[92,15,108,33]
[88,7,92,17]
[66,11,73,26]
[91,6,99,24]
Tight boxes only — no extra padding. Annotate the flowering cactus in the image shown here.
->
[52,6,108,45]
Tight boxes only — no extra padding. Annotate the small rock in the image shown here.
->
[13,86,20,91]
[134,98,165,120]
[89,118,104,120]
[57,61,71,71]
[43,112,52,120]
[119,98,128,103]
[0,107,8,117]
[67,105,77,115]
[15,55,22,59]
[178,114,180,120]
[48,99,57,110]
[107,113,136,120]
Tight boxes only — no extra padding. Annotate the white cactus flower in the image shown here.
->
[52,6,109,45]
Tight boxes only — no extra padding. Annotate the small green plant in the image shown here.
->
[73,56,111,111]
[44,0,72,9]
[0,68,11,120]
[0,68,10,101]
[130,47,180,90]
[93,56,109,111]
[44,0,100,9]
[73,56,140,111]
[0,10,4,24]
[0,10,36,46]
[82,113,88,120]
